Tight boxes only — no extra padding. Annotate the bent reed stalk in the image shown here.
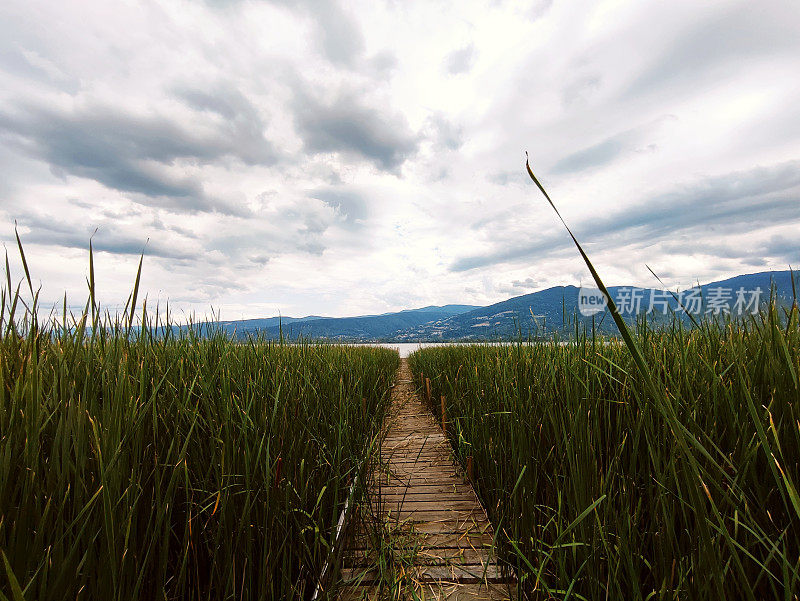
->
[410,305,800,600]
[406,159,800,599]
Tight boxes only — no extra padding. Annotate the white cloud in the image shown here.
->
[0,0,798,320]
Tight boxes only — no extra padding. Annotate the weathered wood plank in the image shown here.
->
[369,484,475,495]
[375,500,484,512]
[348,532,495,551]
[344,547,496,567]
[341,563,508,584]
[372,495,478,505]
[339,583,515,601]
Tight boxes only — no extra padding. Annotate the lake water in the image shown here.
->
[359,341,530,358]
[356,342,457,358]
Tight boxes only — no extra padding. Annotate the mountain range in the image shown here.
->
[215,270,797,342]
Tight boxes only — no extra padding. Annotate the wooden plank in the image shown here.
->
[339,583,515,601]
[374,500,482,512]
[375,459,457,468]
[341,563,508,584]
[374,480,473,490]
[377,455,454,464]
[371,477,468,486]
[387,518,492,536]
[376,463,459,474]
[344,547,496,567]
[371,493,477,502]
[370,472,462,483]
[348,532,495,551]
[373,494,478,504]
[368,478,467,489]
[384,513,489,527]
[385,446,450,451]
[383,436,448,444]
[372,492,478,502]
[415,583,516,601]
[381,451,453,459]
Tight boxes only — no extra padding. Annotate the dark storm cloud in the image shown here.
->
[0,99,277,215]
[452,160,800,271]
[444,44,476,75]
[293,86,420,172]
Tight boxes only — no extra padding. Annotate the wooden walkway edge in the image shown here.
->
[339,359,515,600]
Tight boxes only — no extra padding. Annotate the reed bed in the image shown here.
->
[0,248,398,600]
[410,306,800,599]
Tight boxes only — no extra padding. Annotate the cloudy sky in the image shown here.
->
[1,0,799,320]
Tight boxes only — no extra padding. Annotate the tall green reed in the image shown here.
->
[411,307,800,599]
[406,158,799,599]
[0,240,398,600]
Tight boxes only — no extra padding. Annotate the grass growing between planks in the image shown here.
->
[410,308,800,599]
[0,243,399,601]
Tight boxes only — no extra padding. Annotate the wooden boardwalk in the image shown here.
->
[339,359,515,600]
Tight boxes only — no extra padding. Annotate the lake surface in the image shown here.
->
[357,342,455,358]
[358,341,528,358]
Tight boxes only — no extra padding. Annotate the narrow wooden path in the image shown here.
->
[340,359,514,600]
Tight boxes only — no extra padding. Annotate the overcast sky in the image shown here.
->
[1,0,799,319]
